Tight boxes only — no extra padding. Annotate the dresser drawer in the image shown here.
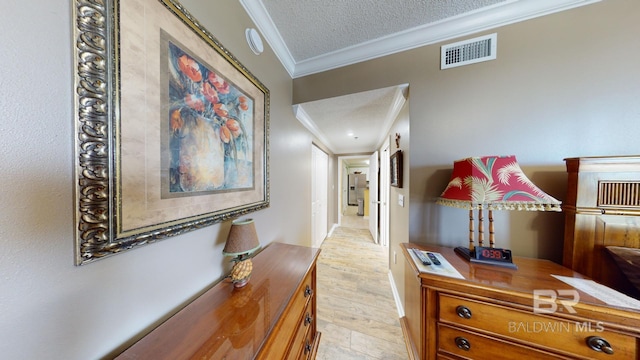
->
[294,270,315,313]
[439,293,637,359]
[300,321,320,360]
[292,316,319,360]
[287,298,315,360]
[438,323,563,360]
[257,266,316,359]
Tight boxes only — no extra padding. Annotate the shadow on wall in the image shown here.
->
[412,167,454,245]
[529,168,568,263]
[530,211,565,263]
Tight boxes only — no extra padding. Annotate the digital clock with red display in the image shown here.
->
[473,246,516,267]
[454,246,518,269]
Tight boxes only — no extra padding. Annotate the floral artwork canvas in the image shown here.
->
[164,37,254,196]
[73,0,269,264]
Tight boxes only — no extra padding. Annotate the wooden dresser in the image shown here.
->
[563,156,640,298]
[401,243,640,360]
[116,242,321,360]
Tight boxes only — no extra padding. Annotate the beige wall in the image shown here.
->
[387,101,410,304]
[0,0,328,359]
[293,0,640,305]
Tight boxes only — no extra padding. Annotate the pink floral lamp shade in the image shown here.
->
[436,155,562,211]
[437,156,562,263]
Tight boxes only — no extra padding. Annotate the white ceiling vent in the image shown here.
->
[441,33,497,69]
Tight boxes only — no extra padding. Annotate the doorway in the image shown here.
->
[295,84,406,251]
[338,155,370,229]
[337,154,387,245]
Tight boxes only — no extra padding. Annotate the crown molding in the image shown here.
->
[239,0,296,77]
[293,104,336,153]
[242,0,600,79]
[376,85,408,149]
[293,0,600,77]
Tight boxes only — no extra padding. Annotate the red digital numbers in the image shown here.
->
[481,249,503,259]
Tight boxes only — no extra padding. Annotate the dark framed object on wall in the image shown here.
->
[72,0,270,265]
[390,150,403,188]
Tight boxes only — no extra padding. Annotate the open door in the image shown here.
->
[368,151,379,243]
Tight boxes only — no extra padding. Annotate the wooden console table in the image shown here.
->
[401,243,640,360]
[117,242,321,360]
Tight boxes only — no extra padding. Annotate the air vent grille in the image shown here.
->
[598,181,640,208]
[441,33,497,69]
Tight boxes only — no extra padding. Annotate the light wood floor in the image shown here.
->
[339,205,369,229]
[315,208,407,359]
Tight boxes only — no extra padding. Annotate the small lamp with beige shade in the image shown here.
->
[223,218,261,288]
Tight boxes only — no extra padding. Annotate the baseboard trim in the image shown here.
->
[388,270,404,317]
[327,223,338,237]
[400,316,418,360]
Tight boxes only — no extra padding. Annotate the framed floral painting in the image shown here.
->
[72,0,269,265]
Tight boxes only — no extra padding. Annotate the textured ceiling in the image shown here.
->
[241,0,600,156]
[262,0,507,62]
[297,86,406,155]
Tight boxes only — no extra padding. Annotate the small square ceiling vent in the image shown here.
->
[441,33,497,69]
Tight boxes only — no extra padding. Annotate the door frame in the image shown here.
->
[379,139,390,247]
[311,144,328,248]
[337,155,368,226]
[368,151,379,243]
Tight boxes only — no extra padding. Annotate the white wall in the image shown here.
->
[0,1,314,359]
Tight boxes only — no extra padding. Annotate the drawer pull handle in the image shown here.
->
[304,312,313,326]
[456,305,472,319]
[304,341,312,354]
[304,285,314,298]
[455,336,471,351]
[586,336,614,355]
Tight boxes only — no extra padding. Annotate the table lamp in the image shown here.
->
[223,218,261,287]
[436,155,561,268]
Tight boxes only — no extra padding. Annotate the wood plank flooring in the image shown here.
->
[316,209,407,359]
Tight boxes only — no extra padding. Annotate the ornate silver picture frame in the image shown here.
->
[73,0,270,265]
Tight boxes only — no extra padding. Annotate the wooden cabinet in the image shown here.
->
[401,243,640,360]
[563,156,640,298]
[116,242,321,360]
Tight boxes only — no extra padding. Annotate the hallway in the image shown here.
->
[315,208,407,359]
[339,205,369,229]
